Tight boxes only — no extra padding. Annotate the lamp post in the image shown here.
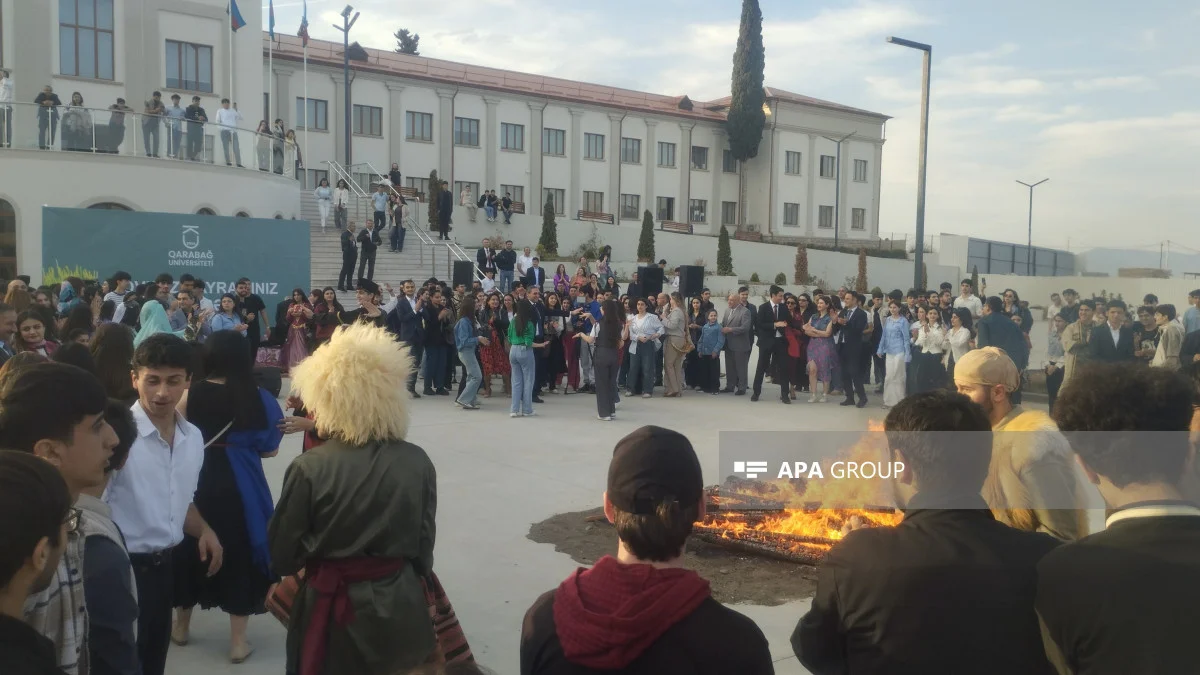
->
[1016,178,1049,275]
[334,5,359,167]
[822,131,856,250]
[886,36,932,290]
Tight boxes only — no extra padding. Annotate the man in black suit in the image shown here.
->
[337,222,358,292]
[436,180,453,240]
[975,295,1030,403]
[836,291,869,407]
[1087,299,1136,363]
[476,238,497,276]
[751,285,790,403]
[1039,364,1200,675]
[793,390,1060,675]
[525,257,547,292]
[387,279,426,397]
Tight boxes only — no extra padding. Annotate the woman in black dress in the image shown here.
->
[171,330,283,663]
[543,292,569,394]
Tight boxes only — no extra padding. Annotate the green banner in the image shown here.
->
[42,207,310,310]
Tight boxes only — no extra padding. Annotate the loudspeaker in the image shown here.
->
[678,265,704,297]
[452,260,476,289]
[638,265,664,298]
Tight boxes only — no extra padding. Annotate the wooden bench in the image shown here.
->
[734,229,763,242]
[577,210,615,224]
[660,221,693,234]
[509,201,526,215]
[398,187,421,201]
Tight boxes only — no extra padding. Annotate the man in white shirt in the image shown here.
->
[481,270,496,293]
[105,334,222,675]
[0,68,13,147]
[191,278,215,314]
[953,278,983,319]
[517,246,534,280]
[104,270,133,324]
[215,98,243,167]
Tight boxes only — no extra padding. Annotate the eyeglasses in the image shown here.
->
[64,507,81,535]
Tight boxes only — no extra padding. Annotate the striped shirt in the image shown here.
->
[23,527,88,675]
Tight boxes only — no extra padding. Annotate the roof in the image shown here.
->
[265,34,887,123]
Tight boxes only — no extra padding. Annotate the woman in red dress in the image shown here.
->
[479,293,511,396]
[311,287,343,349]
[281,288,314,374]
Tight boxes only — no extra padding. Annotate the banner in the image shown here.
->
[42,207,309,310]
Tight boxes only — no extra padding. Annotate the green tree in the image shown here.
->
[856,248,868,293]
[970,265,979,296]
[637,210,655,262]
[394,29,420,55]
[726,0,765,162]
[427,170,441,227]
[538,194,559,256]
[716,226,734,275]
[774,272,787,284]
[793,244,808,284]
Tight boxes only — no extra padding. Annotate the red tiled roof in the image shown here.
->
[265,34,887,123]
[704,87,889,120]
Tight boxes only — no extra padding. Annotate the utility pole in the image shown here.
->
[822,131,856,250]
[1016,178,1048,275]
[887,36,932,290]
[334,5,359,167]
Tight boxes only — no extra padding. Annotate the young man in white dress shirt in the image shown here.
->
[104,334,223,675]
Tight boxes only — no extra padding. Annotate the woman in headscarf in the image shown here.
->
[57,276,84,316]
[133,299,185,347]
[269,323,450,674]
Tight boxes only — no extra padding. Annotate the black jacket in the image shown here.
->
[1087,323,1136,363]
[437,190,453,226]
[795,494,1060,675]
[1180,329,1200,369]
[184,104,206,126]
[495,249,517,272]
[340,229,357,256]
[975,311,1029,368]
[756,301,787,349]
[526,266,547,291]
[0,614,63,675]
[389,169,402,185]
[477,247,497,272]
[387,296,424,343]
[1036,511,1200,675]
[357,227,381,254]
[837,306,868,350]
[34,92,62,117]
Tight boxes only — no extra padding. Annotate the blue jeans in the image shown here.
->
[457,348,482,406]
[485,205,497,220]
[423,344,448,391]
[509,345,535,414]
[627,343,657,395]
[391,226,406,252]
[499,270,514,293]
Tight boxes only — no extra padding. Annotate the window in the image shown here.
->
[353,172,375,191]
[854,159,868,182]
[722,149,737,173]
[296,97,328,131]
[820,155,836,179]
[406,177,430,198]
[852,208,866,230]
[620,138,641,164]
[165,40,213,93]
[784,203,800,226]
[501,123,525,151]
[196,208,216,216]
[353,105,383,136]
[689,199,707,223]
[59,0,114,80]
[785,151,802,175]
[453,117,479,146]
[454,181,480,202]
[620,194,640,220]
[656,197,675,221]
[691,146,708,170]
[657,142,676,167]
[543,188,565,215]
[819,205,834,228]
[235,211,250,218]
[500,185,524,203]
[542,128,566,156]
[406,111,433,141]
[584,133,605,160]
[0,199,16,280]
[721,201,737,226]
[583,191,604,213]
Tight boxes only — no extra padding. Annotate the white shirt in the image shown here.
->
[481,277,496,293]
[105,403,204,554]
[197,294,215,314]
[517,254,534,276]
[215,107,241,129]
[104,290,129,324]
[954,294,983,317]
[627,313,663,354]
[0,76,13,104]
[1110,324,1122,347]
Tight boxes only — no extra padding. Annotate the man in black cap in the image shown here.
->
[520,426,773,675]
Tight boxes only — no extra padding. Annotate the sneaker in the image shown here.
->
[453,399,464,408]
[808,393,817,403]
[642,393,652,399]
[597,415,613,421]
[523,411,537,417]
[624,391,634,397]
[423,389,436,396]
[462,403,480,410]
[510,412,522,418]
[532,395,545,403]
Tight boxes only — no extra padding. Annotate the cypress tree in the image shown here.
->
[856,248,868,293]
[538,194,558,256]
[971,265,979,296]
[726,0,765,162]
[717,226,734,275]
[637,210,655,262]
[794,244,808,284]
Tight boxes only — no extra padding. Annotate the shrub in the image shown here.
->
[774,273,787,284]
[538,195,559,256]
[571,224,604,261]
[716,226,734,275]
[750,272,760,283]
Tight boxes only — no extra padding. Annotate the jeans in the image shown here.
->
[143,122,160,156]
[220,129,241,165]
[503,208,513,224]
[186,126,203,160]
[169,125,183,158]
[457,348,482,406]
[499,270,514,293]
[509,345,535,414]
[334,205,347,230]
[627,343,657,395]
[391,226,406,252]
[424,344,448,391]
[374,210,386,230]
[485,205,497,221]
[317,200,331,229]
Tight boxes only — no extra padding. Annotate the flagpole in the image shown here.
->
[268,36,273,121]
[303,43,308,175]
[229,14,235,109]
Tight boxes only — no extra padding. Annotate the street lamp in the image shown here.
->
[1016,178,1049,276]
[887,36,932,290]
[334,6,360,166]
[822,131,855,250]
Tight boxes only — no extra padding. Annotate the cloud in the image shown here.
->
[993,104,1083,124]
[1072,76,1155,92]
[1164,65,1200,77]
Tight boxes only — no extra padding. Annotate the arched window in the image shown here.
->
[0,200,16,280]
[196,208,216,216]
[235,211,250,218]
[274,214,283,220]
[87,202,133,211]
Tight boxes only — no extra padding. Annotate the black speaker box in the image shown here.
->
[452,260,476,289]
[638,265,664,298]
[678,265,704,297]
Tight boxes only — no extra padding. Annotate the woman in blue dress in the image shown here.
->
[803,295,837,403]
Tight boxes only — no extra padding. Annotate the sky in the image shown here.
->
[264,0,1200,254]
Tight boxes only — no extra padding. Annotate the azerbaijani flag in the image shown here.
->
[268,0,276,41]
[228,0,246,32]
[298,0,309,47]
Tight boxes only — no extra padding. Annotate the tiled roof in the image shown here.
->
[265,34,886,123]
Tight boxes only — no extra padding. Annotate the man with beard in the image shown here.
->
[235,278,268,361]
[953,347,1088,541]
[0,450,76,674]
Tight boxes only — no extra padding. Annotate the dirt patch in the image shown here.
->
[527,507,817,606]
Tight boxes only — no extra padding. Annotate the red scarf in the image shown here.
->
[300,556,406,675]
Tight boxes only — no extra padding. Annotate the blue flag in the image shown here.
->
[268,0,275,40]
[228,0,246,32]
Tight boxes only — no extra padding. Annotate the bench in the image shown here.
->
[660,221,693,234]
[510,201,526,215]
[734,229,763,242]
[398,187,422,201]
[577,210,615,224]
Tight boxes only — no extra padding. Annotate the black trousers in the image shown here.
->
[406,342,423,392]
[1046,366,1063,412]
[872,351,887,386]
[753,340,789,399]
[594,346,619,417]
[700,354,722,393]
[839,343,867,403]
[131,551,174,675]
[534,341,548,393]
[357,248,376,281]
[373,210,386,230]
[338,252,357,289]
